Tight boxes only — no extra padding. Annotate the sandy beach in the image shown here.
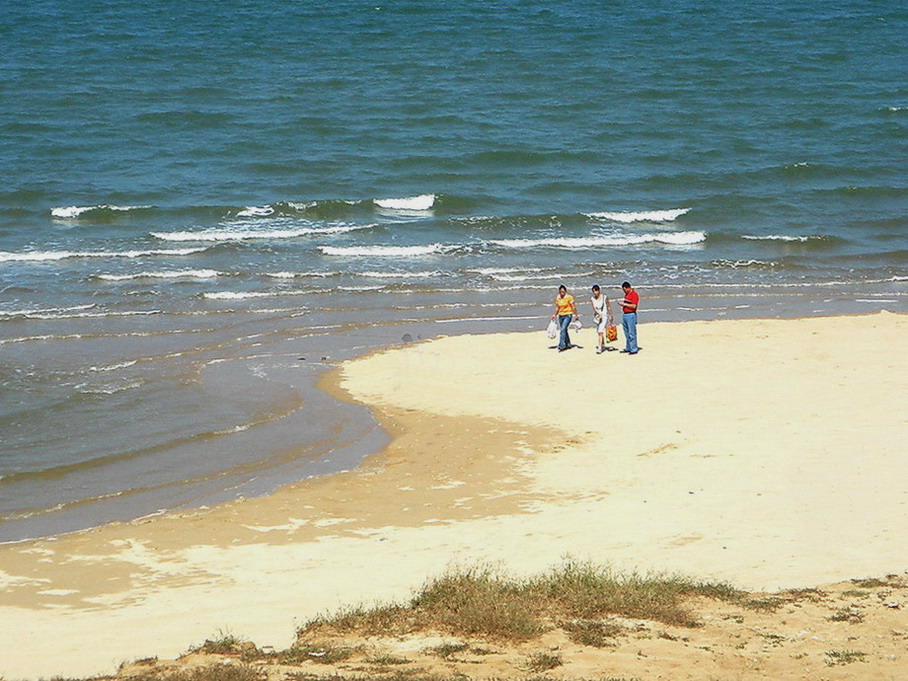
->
[1,312,906,679]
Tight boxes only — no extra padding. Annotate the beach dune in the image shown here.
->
[0,312,906,678]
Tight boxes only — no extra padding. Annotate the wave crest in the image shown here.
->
[0,247,208,262]
[741,234,826,242]
[489,231,706,250]
[97,269,220,281]
[51,204,153,219]
[151,223,371,242]
[374,194,436,211]
[318,244,451,257]
[202,290,310,300]
[585,208,690,223]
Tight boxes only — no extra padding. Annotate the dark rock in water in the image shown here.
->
[402,333,414,343]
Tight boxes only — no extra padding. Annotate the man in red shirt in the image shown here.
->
[619,281,639,354]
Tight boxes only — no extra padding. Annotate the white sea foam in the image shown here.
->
[2,308,162,322]
[89,360,138,372]
[585,208,690,223]
[97,269,220,281]
[265,270,341,279]
[464,267,525,275]
[202,290,311,300]
[236,205,275,217]
[319,244,450,257]
[650,276,908,290]
[0,304,95,319]
[491,271,593,282]
[203,291,276,300]
[489,231,706,250]
[0,247,208,262]
[361,270,443,279]
[76,381,144,395]
[51,204,151,219]
[712,259,776,269]
[741,234,823,242]
[151,223,369,242]
[56,310,163,319]
[374,194,436,211]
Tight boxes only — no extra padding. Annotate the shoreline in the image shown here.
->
[2,293,903,545]
[1,312,906,678]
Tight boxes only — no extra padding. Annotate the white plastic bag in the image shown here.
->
[546,319,558,339]
[571,319,582,333]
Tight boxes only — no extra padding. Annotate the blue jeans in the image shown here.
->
[622,312,638,353]
[558,314,573,350]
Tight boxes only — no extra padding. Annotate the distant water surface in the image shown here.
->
[1,0,905,541]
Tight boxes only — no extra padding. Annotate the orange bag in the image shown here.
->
[605,325,618,343]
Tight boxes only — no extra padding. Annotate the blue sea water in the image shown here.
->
[1,0,906,542]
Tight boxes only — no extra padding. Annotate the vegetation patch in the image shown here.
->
[366,654,412,665]
[522,651,563,672]
[828,607,865,624]
[426,642,469,659]
[851,578,889,589]
[740,596,785,612]
[286,675,448,681]
[758,632,786,647]
[825,649,867,666]
[127,665,264,681]
[302,561,742,642]
[563,620,624,647]
[190,631,248,656]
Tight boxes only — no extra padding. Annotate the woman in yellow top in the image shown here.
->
[551,284,578,352]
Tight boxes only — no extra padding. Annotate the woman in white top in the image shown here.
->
[590,284,613,354]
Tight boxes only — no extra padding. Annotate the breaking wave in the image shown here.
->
[151,223,371,242]
[489,231,706,250]
[0,247,208,262]
[318,244,453,257]
[585,208,690,223]
[741,234,827,242]
[50,204,153,219]
[0,304,96,320]
[202,290,312,300]
[374,194,436,211]
[96,269,220,281]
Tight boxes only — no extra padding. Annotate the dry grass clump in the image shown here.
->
[285,675,457,681]
[425,641,469,658]
[825,649,867,666]
[521,651,563,672]
[189,631,251,656]
[302,560,742,641]
[562,619,625,647]
[525,560,740,626]
[186,633,359,666]
[123,665,263,681]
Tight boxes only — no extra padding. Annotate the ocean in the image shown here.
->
[1,0,905,543]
